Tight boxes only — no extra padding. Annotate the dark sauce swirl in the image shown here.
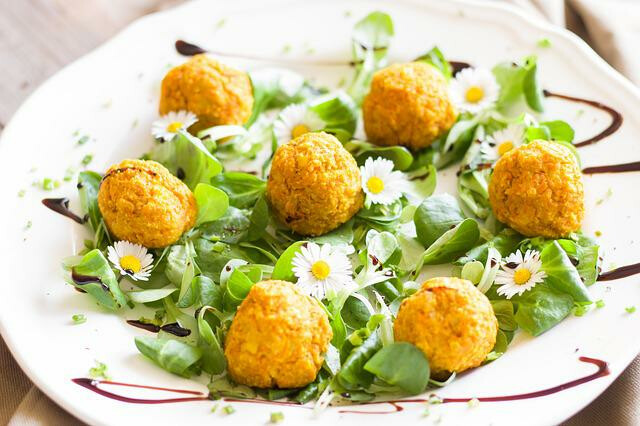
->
[42,198,86,224]
[543,90,623,148]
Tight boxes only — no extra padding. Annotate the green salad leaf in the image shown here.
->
[134,336,202,377]
[272,241,306,282]
[150,131,222,189]
[128,288,176,304]
[310,92,358,141]
[212,172,266,209]
[337,331,382,390]
[420,218,480,266]
[364,342,430,394]
[540,241,591,303]
[512,285,573,336]
[77,171,110,248]
[493,56,544,113]
[248,68,317,126]
[414,194,465,247]
[345,140,414,171]
[69,249,128,310]
[348,11,394,105]
[194,183,229,226]
[415,46,452,80]
[197,307,226,375]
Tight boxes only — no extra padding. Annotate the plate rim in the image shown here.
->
[1,0,638,424]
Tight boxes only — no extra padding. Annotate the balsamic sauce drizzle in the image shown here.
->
[71,357,608,413]
[583,161,640,175]
[71,378,209,404]
[71,270,109,292]
[543,90,623,148]
[41,198,86,224]
[127,320,191,337]
[337,357,609,414]
[597,262,640,282]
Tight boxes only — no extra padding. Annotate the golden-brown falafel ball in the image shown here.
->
[394,277,497,375]
[224,280,332,388]
[98,159,196,248]
[488,139,584,238]
[266,132,364,236]
[362,62,457,150]
[159,54,253,131]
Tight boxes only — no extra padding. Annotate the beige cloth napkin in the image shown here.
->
[2,0,639,425]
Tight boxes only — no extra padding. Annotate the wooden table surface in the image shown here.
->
[1,1,638,425]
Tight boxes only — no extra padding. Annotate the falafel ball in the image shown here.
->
[98,159,196,248]
[224,280,332,388]
[266,132,364,236]
[394,277,497,375]
[488,139,584,238]
[362,62,457,150]
[159,54,253,130]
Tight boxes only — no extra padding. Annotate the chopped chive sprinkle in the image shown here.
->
[270,411,284,423]
[41,177,60,191]
[222,405,235,415]
[24,220,32,230]
[64,167,76,181]
[596,300,605,308]
[573,303,590,317]
[625,306,636,314]
[428,395,443,404]
[210,403,219,413]
[88,361,110,380]
[72,314,87,324]
[81,154,93,167]
[216,18,227,29]
[17,189,26,197]
[77,135,90,146]
[537,38,552,48]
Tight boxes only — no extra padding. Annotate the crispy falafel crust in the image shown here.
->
[97,159,196,248]
[394,277,498,375]
[224,280,332,388]
[266,132,364,236]
[363,62,457,150]
[489,139,584,238]
[159,54,253,130]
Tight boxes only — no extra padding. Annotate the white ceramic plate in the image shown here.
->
[2,0,640,424]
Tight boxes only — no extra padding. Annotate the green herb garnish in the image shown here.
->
[88,361,110,380]
[72,314,87,324]
[270,411,284,423]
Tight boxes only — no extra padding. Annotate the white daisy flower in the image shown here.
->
[488,124,525,158]
[360,157,407,206]
[151,110,198,141]
[107,241,154,281]
[272,104,325,145]
[495,249,546,299]
[450,67,499,113]
[292,242,353,300]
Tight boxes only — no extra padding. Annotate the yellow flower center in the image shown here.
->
[366,176,385,194]
[513,268,532,285]
[465,86,484,103]
[498,141,515,156]
[291,124,311,139]
[311,260,331,280]
[166,121,183,132]
[120,255,142,274]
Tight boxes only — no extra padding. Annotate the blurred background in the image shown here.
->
[0,0,638,425]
